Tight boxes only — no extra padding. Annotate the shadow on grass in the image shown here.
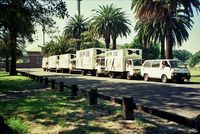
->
[59,125,114,134]
[0,72,45,93]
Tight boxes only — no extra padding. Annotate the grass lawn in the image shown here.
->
[0,71,196,133]
[0,71,44,93]
[190,69,200,83]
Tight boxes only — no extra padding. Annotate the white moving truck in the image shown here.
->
[42,57,48,71]
[48,55,59,72]
[105,49,143,79]
[58,54,76,73]
[76,48,106,76]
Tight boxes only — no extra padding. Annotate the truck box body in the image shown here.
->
[48,55,59,69]
[76,48,106,70]
[58,54,75,69]
[42,57,48,69]
[105,49,142,72]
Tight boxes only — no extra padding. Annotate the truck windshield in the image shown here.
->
[133,60,143,66]
[100,59,105,66]
[169,61,186,68]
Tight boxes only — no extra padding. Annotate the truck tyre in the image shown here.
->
[96,72,100,77]
[127,72,132,80]
[109,72,115,78]
[81,70,87,75]
[161,74,168,83]
[69,69,72,74]
[144,74,149,81]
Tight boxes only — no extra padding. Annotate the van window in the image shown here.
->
[152,61,160,68]
[169,60,186,68]
[143,61,151,68]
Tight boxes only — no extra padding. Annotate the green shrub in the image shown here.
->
[6,117,29,134]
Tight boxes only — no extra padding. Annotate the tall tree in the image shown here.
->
[131,0,200,59]
[63,15,88,51]
[91,4,131,49]
[0,0,68,75]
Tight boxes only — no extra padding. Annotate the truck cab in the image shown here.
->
[95,58,105,77]
[126,59,143,79]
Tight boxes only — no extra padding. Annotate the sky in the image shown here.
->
[27,0,200,54]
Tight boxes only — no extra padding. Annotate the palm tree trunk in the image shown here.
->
[76,41,81,50]
[112,37,117,50]
[104,36,110,49]
[9,29,17,76]
[165,30,173,59]
[161,38,165,59]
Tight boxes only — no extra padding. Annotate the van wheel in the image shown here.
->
[127,72,132,80]
[144,74,149,81]
[109,72,115,78]
[161,75,168,83]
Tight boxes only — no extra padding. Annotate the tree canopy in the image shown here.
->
[122,37,160,60]
[0,0,68,75]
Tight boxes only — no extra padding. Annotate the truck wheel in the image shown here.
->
[127,72,132,80]
[69,69,72,74]
[96,72,100,77]
[144,74,149,81]
[81,70,86,76]
[161,74,168,83]
[109,72,115,78]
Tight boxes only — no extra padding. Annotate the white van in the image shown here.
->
[141,59,191,83]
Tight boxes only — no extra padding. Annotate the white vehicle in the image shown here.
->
[48,55,59,72]
[105,49,143,79]
[76,48,106,76]
[42,57,48,71]
[58,54,76,73]
[141,59,191,83]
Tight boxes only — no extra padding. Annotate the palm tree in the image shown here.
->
[111,10,131,50]
[131,0,200,59]
[63,15,88,50]
[91,4,131,49]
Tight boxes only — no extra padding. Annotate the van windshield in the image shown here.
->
[169,61,186,68]
[133,60,143,66]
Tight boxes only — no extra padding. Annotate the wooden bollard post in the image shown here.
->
[44,78,48,86]
[59,82,64,92]
[51,80,55,89]
[196,114,200,134]
[122,96,134,120]
[32,75,36,81]
[88,88,98,105]
[36,76,40,82]
[39,76,43,83]
[71,84,78,97]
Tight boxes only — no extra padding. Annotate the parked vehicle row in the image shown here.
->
[42,48,191,83]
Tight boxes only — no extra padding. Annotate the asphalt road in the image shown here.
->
[19,68,200,118]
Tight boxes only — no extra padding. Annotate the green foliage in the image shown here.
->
[173,50,192,62]
[189,51,200,68]
[63,15,89,50]
[122,37,160,60]
[6,117,29,134]
[131,0,200,59]
[41,35,75,56]
[91,4,131,49]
